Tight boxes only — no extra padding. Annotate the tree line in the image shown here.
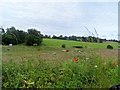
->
[1,26,42,46]
[43,35,118,43]
[1,26,118,46]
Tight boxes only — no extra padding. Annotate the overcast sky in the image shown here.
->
[0,1,118,40]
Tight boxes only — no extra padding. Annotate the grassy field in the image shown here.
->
[43,39,118,49]
[2,39,119,88]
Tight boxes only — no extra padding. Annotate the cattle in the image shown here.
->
[73,46,83,48]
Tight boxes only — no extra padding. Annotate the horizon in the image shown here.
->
[3,26,118,41]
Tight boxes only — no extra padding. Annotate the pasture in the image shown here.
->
[2,39,119,88]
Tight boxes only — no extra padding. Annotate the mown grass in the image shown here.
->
[43,38,118,49]
[2,39,119,88]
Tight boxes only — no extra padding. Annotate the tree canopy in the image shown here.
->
[2,26,43,46]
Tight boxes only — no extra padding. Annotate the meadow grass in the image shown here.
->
[2,39,119,88]
[43,38,118,49]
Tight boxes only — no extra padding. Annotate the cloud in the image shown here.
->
[1,2,118,40]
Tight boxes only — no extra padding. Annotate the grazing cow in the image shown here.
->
[73,46,83,48]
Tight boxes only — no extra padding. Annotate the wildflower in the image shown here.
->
[73,57,78,63]
[86,58,89,60]
[62,50,69,52]
[66,50,69,52]
[78,50,81,53]
[94,65,97,68]
[21,80,27,85]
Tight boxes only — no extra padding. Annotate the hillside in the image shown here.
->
[42,38,118,49]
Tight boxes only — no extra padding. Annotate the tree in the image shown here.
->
[28,28,41,37]
[52,35,58,39]
[81,37,87,42]
[59,35,63,39]
[6,26,27,44]
[17,30,27,43]
[25,28,42,46]
[99,39,103,43]
[43,34,51,38]
[2,28,5,34]
[25,34,42,46]
[0,27,5,34]
[2,33,17,45]
[6,26,16,33]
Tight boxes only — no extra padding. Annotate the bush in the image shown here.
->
[2,33,17,45]
[107,45,113,49]
[61,44,66,48]
[25,34,42,46]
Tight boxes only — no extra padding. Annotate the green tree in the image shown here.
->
[2,33,17,45]
[6,26,27,44]
[0,27,5,34]
[25,28,42,46]
[28,28,41,37]
[25,34,42,46]
[17,30,27,43]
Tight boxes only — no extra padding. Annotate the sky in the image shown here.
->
[0,0,118,40]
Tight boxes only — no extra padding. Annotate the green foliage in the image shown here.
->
[25,34,42,46]
[43,39,118,49]
[2,56,119,88]
[25,28,42,46]
[107,45,113,49]
[2,26,43,45]
[28,28,41,37]
[3,26,27,44]
[2,39,119,88]
[61,44,66,48]
[2,33,17,45]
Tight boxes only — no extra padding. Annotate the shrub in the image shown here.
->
[2,33,17,45]
[107,45,113,49]
[61,44,66,48]
[25,34,42,46]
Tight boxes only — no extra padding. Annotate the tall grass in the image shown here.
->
[2,52,119,88]
[2,39,119,88]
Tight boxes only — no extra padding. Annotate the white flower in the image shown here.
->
[94,65,97,68]
[86,58,89,60]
